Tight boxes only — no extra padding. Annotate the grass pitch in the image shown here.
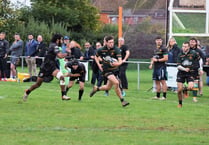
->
[0,68,209,145]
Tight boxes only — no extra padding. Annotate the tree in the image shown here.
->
[0,0,21,41]
[20,0,100,32]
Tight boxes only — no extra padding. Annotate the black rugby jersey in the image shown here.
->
[96,45,121,71]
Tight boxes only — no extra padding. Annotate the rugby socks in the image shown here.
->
[61,91,66,96]
[179,100,182,105]
[78,89,84,100]
[120,98,124,102]
[66,87,70,94]
[97,87,100,91]
[163,92,167,98]
[26,89,31,95]
[156,92,160,98]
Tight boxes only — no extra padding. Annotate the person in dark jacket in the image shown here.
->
[189,38,206,100]
[167,37,180,92]
[0,32,9,80]
[167,37,180,63]
[35,35,47,67]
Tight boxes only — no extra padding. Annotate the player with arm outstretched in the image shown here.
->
[22,34,70,101]
[65,59,86,101]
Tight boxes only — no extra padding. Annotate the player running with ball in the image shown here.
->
[89,36,129,107]
[176,41,200,108]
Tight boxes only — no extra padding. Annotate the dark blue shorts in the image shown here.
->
[152,66,167,81]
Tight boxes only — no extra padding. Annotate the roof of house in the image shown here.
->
[92,0,127,14]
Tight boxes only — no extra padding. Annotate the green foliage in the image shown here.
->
[23,0,100,32]
[0,0,20,40]
[136,16,164,35]
[173,13,206,33]
[13,17,70,43]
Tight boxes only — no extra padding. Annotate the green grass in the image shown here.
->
[173,13,206,33]
[1,67,209,145]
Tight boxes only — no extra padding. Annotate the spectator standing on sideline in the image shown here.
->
[22,34,70,101]
[65,59,86,101]
[62,36,70,53]
[149,36,168,100]
[89,36,129,107]
[197,40,205,96]
[25,34,38,77]
[83,42,94,61]
[118,37,130,97]
[203,55,209,86]
[66,40,83,60]
[35,35,47,67]
[91,42,103,87]
[9,34,23,79]
[0,32,9,80]
[167,37,180,92]
[189,38,205,101]
[176,42,199,108]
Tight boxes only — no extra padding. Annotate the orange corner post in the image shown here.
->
[118,6,123,47]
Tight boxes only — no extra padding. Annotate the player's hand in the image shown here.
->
[149,64,152,69]
[185,68,190,72]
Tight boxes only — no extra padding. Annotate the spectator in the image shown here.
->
[25,34,38,77]
[35,35,47,67]
[62,36,70,53]
[83,42,94,61]
[91,42,103,87]
[149,36,168,100]
[89,36,129,107]
[0,32,9,80]
[9,34,23,79]
[167,37,180,92]
[167,37,180,63]
[67,40,83,60]
[203,55,209,86]
[65,59,86,101]
[197,39,205,96]
[118,37,130,97]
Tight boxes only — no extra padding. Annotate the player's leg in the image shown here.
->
[177,82,183,108]
[160,80,167,100]
[78,81,84,100]
[107,74,129,107]
[52,69,70,100]
[66,80,74,94]
[23,77,44,101]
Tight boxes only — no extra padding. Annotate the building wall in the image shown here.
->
[179,0,205,7]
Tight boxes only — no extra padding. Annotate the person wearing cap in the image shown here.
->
[62,36,70,53]
[65,59,86,101]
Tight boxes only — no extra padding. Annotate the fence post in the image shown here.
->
[137,63,140,90]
